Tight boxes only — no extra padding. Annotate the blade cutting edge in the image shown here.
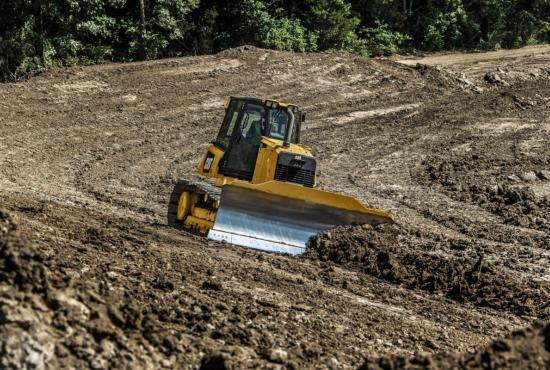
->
[207,184,393,255]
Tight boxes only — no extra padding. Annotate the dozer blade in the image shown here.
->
[207,181,394,255]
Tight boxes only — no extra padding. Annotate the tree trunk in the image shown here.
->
[139,0,146,33]
[38,3,45,65]
[138,0,146,59]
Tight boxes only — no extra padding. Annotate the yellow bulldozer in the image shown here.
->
[168,96,394,255]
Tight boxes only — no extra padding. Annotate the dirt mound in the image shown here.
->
[474,184,550,231]
[425,153,550,233]
[0,209,48,292]
[414,63,479,92]
[0,210,53,368]
[484,67,550,87]
[0,209,166,369]
[361,321,550,369]
[307,224,550,317]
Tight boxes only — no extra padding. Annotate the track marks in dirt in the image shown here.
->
[1,45,550,368]
[308,224,550,318]
[1,198,525,368]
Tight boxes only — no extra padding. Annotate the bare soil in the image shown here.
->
[308,224,550,318]
[361,321,550,369]
[1,44,549,369]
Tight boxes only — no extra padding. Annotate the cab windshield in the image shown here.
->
[215,99,298,151]
[265,108,293,142]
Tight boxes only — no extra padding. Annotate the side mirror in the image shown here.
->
[301,112,306,122]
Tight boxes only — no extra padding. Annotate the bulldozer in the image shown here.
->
[168,96,394,255]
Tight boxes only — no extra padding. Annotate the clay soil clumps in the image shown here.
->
[307,224,550,318]
[361,321,550,369]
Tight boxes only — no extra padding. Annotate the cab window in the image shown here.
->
[265,110,286,140]
[240,105,263,139]
[220,102,265,179]
[266,109,297,142]
[215,100,242,149]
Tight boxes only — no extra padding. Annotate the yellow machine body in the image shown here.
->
[198,138,314,186]
[168,96,394,255]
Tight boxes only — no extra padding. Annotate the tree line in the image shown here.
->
[1,0,549,81]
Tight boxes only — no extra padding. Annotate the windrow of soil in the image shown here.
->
[361,320,550,370]
[307,224,550,318]
[424,152,550,235]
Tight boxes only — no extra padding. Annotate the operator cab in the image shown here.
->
[214,96,304,181]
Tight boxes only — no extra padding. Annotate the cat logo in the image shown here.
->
[294,155,302,161]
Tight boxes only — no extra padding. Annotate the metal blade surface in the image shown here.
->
[207,185,392,255]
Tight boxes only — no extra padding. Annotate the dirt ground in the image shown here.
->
[0,44,549,369]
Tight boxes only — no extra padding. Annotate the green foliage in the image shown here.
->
[360,25,410,56]
[1,0,550,81]
[233,0,314,52]
[144,0,199,58]
[264,18,317,52]
[0,1,30,80]
[306,0,360,50]
[418,0,470,50]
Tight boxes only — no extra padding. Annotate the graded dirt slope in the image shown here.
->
[0,44,549,368]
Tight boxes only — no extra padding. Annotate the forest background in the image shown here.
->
[1,0,549,81]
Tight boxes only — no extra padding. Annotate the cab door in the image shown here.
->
[220,101,265,180]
